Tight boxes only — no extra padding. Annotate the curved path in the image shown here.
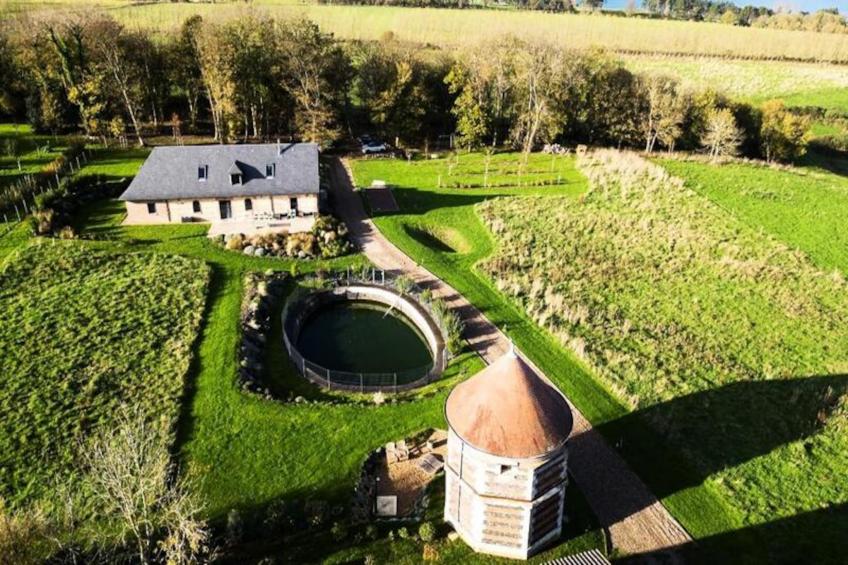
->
[329,157,692,558]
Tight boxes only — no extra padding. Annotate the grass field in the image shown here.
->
[4,0,847,63]
[660,159,848,276]
[351,150,848,562]
[0,241,209,506]
[624,55,848,113]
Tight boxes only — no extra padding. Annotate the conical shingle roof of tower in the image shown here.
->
[444,349,573,459]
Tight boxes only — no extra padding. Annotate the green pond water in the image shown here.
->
[296,301,433,373]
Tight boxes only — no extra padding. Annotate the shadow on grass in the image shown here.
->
[616,502,848,565]
[594,374,847,562]
[800,144,848,177]
[403,224,457,253]
[172,263,232,461]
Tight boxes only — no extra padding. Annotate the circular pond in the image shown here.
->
[296,301,432,373]
[282,284,447,392]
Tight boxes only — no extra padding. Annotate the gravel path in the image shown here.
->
[330,158,692,557]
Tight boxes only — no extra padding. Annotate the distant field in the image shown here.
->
[624,55,848,113]
[3,0,848,63]
[0,242,208,506]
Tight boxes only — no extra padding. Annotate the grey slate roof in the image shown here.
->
[119,143,319,201]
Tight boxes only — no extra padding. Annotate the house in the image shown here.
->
[119,143,320,235]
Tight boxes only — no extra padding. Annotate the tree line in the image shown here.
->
[0,12,808,162]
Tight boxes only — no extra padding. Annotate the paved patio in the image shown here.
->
[206,215,315,237]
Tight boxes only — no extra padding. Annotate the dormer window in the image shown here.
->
[198,165,208,181]
[230,173,242,185]
[266,164,275,179]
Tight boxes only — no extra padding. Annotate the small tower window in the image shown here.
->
[192,200,201,213]
[244,198,253,211]
[198,165,208,181]
[147,202,156,214]
[266,164,275,178]
[230,173,242,185]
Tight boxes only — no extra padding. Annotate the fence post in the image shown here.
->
[21,199,28,214]
[327,367,331,390]
[394,373,397,395]
[360,373,363,393]
[75,156,81,170]
[14,204,20,221]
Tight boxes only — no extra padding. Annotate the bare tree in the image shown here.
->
[82,407,212,564]
[640,74,685,153]
[701,108,743,160]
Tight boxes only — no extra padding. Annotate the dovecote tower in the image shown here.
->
[444,349,573,560]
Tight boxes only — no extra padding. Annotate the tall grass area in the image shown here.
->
[477,150,847,562]
[0,242,209,506]
[624,55,848,113]
[20,1,841,63]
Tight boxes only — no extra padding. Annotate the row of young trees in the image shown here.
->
[0,12,809,162]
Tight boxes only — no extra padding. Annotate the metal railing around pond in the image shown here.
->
[282,270,449,394]
[282,337,439,394]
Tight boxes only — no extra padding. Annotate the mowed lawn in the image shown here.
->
[660,158,848,276]
[0,241,209,505]
[350,150,848,562]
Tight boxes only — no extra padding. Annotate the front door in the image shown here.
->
[289,197,298,214]
[219,200,232,220]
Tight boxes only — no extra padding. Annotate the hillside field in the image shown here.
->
[3,0,847,63]
[351,150,848,562]
[0,242,209,506]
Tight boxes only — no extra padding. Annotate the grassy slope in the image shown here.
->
[477,150,848,561]
[0,241,209,505]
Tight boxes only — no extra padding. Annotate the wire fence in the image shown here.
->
[282,270,450,393]
[0,144,90,223]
